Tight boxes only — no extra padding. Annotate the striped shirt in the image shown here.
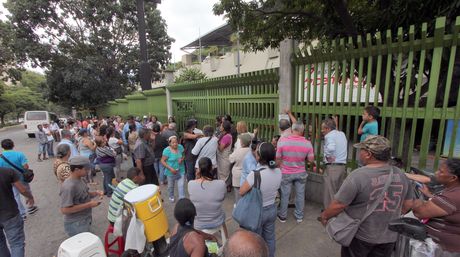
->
[276,135,314,174]
[107,178,138,223]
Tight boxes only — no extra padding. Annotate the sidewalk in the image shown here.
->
[159,182,341,257]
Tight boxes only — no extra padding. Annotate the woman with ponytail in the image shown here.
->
[239,142,281,257]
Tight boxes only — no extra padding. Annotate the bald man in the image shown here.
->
[223,230,268,257]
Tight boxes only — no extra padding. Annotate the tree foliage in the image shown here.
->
[175,67,207,83]
[5,0,173,109]
[213,0,460,51]
[0,20,23,83]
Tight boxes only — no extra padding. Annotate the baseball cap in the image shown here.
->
[353,135,391,154]
[69,156,91,167]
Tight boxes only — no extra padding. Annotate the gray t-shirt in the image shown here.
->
[246,166,282,207]
[133,138,155,166]
[60,178,92,222]
[334,165,413,244]
[188,180,226,229]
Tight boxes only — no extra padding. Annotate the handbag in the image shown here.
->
[326,167,394,247]
[0,154,35,183]
[232,168,264,232]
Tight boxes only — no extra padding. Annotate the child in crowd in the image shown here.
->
[358,105,380,142]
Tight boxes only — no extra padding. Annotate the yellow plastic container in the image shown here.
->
[124,184,169,242]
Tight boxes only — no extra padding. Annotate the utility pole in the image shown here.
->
[136,0,160,91]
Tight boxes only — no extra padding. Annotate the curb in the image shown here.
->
[0,124,23,132]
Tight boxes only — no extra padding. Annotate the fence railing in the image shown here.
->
[97,69,280,141]
[291,16,460,171]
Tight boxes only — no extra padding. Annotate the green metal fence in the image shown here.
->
[170,69,279,141]
[292,16,460,171]
[97,69,280,141]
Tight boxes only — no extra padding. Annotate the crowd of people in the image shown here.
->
[0,105,459,257]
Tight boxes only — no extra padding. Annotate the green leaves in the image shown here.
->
[174,67,207,83]
[5,0,173,109]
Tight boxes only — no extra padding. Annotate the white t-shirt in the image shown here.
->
[43,127,54,141]
[246,166,282,207]
[191,136,219,168]
[108,137,121,150]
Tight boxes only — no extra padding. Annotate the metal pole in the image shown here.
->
[136,0,152,91]
[237,26,241,76]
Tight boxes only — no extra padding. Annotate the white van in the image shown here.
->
[24,111,58,138]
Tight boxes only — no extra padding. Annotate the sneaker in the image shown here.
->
[169,197,175,203]
[277,215,286,223]
[27,206,38,215]
[296,218,303,223]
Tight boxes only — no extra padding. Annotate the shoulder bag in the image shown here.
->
[192,136,213,163]
[0,154,35,183]
[232,168,264,232]
[325,166,394,246]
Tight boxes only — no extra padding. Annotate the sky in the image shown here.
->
[0,0,226,65]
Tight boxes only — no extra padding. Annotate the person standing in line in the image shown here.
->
[78,129,97,184]
[240,142,282,257]
[95,137,116,196]
[42,123,55,158]
[229,134,252,203]
[358,105,380,142]
[153,124,168,185]
[51,120,61,142]
[320,136,413,257]
[54,144,71,183]
[107,127,123,180]
[35,124,48,161]
[133,128,159,185]
[0,166,35,257]
[216,121,233,185]
[240,139,260,187]
[122,116,142,151]
[276,122,314,223]
[182,119,201,181]
[57,130,79,158]
[127,124,138,167]
[60,156,103,237]
[320,118,348,210]
[161,136,185,202]
[0,139,38,220]
[191,125,219,178]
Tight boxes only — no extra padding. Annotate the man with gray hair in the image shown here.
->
[191,125,218,172]
[279,109,298,137]
[162,122,178,140]
[320,117,348,209]
[133,128,158,185]
[57,130,78,158]
[223,229,269,257]
[276,121,315,223]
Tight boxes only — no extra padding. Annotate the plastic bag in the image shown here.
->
[410,238,438,257]
[113,209,125,237]
[124,209,146,253]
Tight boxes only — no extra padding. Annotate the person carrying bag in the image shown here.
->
[325,167,394,247]
[0,154,34,183]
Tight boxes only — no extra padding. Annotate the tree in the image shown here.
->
[5,0,173,109]
[175,67,207,83]
[19,70,47,93]
[0,20,22,83]
[5,86,46,122]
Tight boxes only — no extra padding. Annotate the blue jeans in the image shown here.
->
[0,214,25,257]
[37,143,46,155]
[99,163,115,196]
[64,216,92,237]
[167,173,185,199]
[47,140,54,157]
[153,158,166,184]
[257,204,277,257]
[278,172,308,220]
[185,160,195,181]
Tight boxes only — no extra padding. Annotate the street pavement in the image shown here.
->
[1,126,340,257]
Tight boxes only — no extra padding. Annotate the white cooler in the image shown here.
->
[57,232,106,257]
